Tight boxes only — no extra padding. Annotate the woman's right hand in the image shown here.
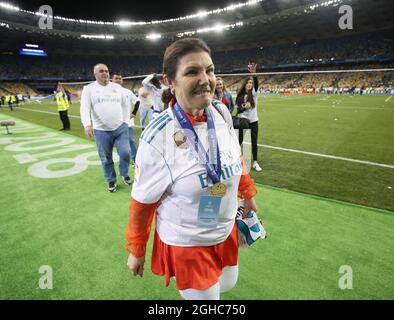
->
[127,254,145,277]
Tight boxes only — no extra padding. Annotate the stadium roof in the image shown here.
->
[5,0,234,21]
[0,0,393,55]
[2,0,320,22]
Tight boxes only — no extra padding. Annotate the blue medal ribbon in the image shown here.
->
[173,102,221,184]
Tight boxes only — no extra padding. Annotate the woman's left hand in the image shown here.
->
[244,198,266,234]
[244,197,258,213]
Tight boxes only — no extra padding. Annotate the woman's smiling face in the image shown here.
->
[170,50,216,113]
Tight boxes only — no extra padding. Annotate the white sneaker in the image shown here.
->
[252,161,262,172]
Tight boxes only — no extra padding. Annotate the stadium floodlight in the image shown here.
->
[197,22,243,34]
[213,23,225,33]
[114,20,147,26]
[0,2,19,11]
[176,31,196,38]
[196,10,208,18]
[178,21,243,38]
[146,33,162,40]
[2,0,263,26]
[117,20,133,27]
[309,0,341,11]
[227,4,238,11]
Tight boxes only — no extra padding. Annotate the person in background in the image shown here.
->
[138,86,153,129]
[55,84,70,131]
[142,73,166,119]
[235,62,262,172]
[214,77,235,114]
[80,63,132,193]
[5,95,12,111]
[10,95,16,110]
[112,73,140,165]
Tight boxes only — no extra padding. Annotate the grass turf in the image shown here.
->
[2,93,394,211]
[0,114,393,299]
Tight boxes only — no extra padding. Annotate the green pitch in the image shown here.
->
[4,94,394,211]
[0,94,393,299]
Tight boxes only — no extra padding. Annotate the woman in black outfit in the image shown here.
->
[235,62,262,172]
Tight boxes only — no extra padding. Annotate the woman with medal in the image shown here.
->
[125,38,260,300]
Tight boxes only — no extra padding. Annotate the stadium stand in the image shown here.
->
[0,30,393,78]
[0,0,393,95]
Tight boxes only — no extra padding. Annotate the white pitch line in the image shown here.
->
[251,143,394,169]
[16,107,144,128]
[385,96,393,102]
[16,107,82,119]
[264,104,393,110]
[12,107,394,169]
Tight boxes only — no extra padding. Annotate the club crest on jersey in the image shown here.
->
[173,131,188,149]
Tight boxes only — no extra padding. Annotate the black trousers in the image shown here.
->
[238,121,259,161]
[59,110,70,129]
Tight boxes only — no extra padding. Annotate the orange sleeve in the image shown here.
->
[238,156,258,200]
[125,197,158,258]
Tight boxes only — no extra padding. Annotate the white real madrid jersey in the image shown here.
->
[132,101,242,246]
[80,81,128,131]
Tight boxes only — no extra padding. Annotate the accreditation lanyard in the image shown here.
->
[173,103,221,184]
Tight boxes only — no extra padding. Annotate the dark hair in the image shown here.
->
[214,76,226,97]
[163,38,211,81]
[150,76,161,89]
[236,77,255,110]
[161,88,173,109]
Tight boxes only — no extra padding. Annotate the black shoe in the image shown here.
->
[108,181,117,193]
[122,176,133,186]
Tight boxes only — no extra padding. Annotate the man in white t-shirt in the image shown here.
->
[138,86,153,129]
[112,73,139,164]
[80,64,132,193]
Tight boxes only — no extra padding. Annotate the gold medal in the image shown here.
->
[211,182,227,197]
[173,131,188,149]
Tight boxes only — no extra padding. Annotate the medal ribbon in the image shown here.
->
[173,102,221,184]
